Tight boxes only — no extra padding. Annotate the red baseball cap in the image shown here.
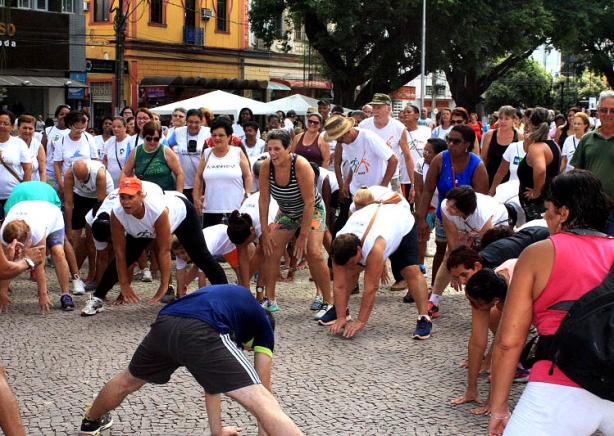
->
[118,177,143,195]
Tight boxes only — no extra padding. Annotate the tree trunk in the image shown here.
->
[446,69,484,113]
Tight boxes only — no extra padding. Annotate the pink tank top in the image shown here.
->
[530,232,614,386]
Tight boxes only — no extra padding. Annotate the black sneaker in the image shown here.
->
[317,306,351,326]
[160,285,176,304]
[80,412,113,435]
[402,292,414,303]
[60,294,75,311]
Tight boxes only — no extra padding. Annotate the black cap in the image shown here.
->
[317,99,330,107]
[287,110,297,117]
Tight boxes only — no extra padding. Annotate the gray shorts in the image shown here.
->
[129,315,261,394]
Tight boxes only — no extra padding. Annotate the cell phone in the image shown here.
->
[188,139,197,153]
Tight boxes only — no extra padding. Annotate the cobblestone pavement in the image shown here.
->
[1,261,525,435]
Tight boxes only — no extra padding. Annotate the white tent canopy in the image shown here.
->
[266,94,320,116]
[152,90,274,118]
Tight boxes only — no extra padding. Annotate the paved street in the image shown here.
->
[1,263,524,435]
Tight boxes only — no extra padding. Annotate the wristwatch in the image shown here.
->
[24,257,35,270]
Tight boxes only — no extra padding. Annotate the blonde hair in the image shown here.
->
[573,112,590,133]
[353,187,375,210]
[3,220,30,245]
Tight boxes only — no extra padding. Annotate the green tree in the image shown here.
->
[551,73,609,112]
[484,59,553,113]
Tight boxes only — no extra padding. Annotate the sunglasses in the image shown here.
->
[447,137,465,145]
[308,119,321,125]
[145,136,161,142]
[598,108,614,115]
[450,119,464,125]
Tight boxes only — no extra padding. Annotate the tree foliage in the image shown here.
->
[484,59,553,113]
[249,0,592,110]
[551,73,609,112]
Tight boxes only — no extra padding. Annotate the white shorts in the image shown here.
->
[504,382,614,436]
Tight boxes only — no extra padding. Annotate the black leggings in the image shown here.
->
[94,197,227,300]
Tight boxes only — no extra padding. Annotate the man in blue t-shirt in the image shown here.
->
[79,284,301,436]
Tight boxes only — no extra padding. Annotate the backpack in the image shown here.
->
[534,261,614,401]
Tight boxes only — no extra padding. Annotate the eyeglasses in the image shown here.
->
[0,122,12,127]
[598,107,614,115]
[450,119,464,125]
[71,126,87,131]
[446,137,465,145]
[307,120,320,125]
[136,117,150,122]
[144,136,161,142]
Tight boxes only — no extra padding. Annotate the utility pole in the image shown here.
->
[113,0,126,116]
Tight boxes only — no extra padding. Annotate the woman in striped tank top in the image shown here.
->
[258,129,332,316]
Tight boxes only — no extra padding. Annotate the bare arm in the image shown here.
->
[471,162,489,195]
[121,148,137,180]
[21,162,32,182]
[96,168,108,201]
[258,159,273,256]
[63,169,75,233]
[480,130,493,165]
[149,210,172,303]
[319,135,331,169]
[488,160,511,196]
[380,154,398,187]
[164,148,184,192]
[37,146,46,181]
[293,157,316,260]
[238,150,252,197]
[192,152,207,216]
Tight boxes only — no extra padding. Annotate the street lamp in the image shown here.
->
[419,0,426,110]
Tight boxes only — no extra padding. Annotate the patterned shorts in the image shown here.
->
[271,201,326,232]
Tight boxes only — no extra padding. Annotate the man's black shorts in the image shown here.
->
[389,224,419,272]
[72,193,98,230]
[128,315,261,395]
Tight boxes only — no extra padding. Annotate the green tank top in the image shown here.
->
[134,145,176,191]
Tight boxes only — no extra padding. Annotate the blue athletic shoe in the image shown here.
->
[317,306,351,326]
[412,316,432,340]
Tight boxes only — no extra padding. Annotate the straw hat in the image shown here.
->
[323,115,356,141]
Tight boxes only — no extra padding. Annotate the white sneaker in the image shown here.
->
[81,296,104,316]
[73,276,86,295]
[141,268,153,282]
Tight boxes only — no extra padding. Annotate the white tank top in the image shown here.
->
[72,160,114,198]
[113,194,187,238]
[202,147,244,213]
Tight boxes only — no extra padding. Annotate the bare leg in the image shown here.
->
[51,245,71,294]
[0,360,25,436]
[262,230,294,302]
[431,241,447,287]
[84,227,97,282]
[225,384,302,436]
[86,369,147,421]
[305,231,331,303]
[401,265,429,316]
[63,236,80,278]
[431,251,451,297]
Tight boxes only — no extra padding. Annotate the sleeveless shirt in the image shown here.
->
[486,129,518,186]
[269,154,322,220]
[134,144,176,191]
[517,139,560,204]
[435,151,482,219]
[294,133,324,167]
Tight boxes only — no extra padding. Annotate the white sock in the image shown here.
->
[429,294,441,306]
[418,314,432,322]
[93,296,103,303]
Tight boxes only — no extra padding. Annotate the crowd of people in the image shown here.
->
[1,90,614,435]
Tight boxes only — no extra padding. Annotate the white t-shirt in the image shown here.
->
[283,118,294,133]
[0,136,31,199]
[239,191,278,238]
[415,158,438,208]
[104,136,131,187]
[53,134,98,178]
[343,128,394,195]
[338,203,414,264]
[1,201,63,246]
[349,185,410,213]
[501,141,526,182]
[24,138,42,181]
[94,135,111,160]
[202,147,244,213]
[432,125,452,139]
[441,193,509,244]
[244,138,266,160]
[175,224,236,269]
[86,181,164,250]
[359,117,407,180]
[561,135,580,172]
[316,167,340,197]
[72,160,114,198]
[44,126,70,179]
[112,193,187,238]
[405,126,432,181]
[166,126,211,190]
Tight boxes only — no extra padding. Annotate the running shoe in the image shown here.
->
[317,306,351,326]
[160,285,176,304]
[141,267,153,282]
[402,292,415,303]
[314,303,331,320]
[259,297,279,312]
[310,294,323,311]
[81,297,104,317]
[412,316,432,340]
[60,294,75,311]
[427,301,440,319]
[419,264,427,277]
[80,411,113,435]
[73,276,86,296]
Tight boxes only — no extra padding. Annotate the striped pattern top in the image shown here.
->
[269,154,322,220]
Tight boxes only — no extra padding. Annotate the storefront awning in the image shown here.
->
[271,78,332,90]
[140,76,289,91]
[0,75,88,88]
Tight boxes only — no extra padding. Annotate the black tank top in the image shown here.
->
[486,129,518,187]
[517,139,561,203]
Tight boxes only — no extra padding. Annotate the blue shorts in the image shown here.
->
[46,228,65,248]
[435,218,447,243]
